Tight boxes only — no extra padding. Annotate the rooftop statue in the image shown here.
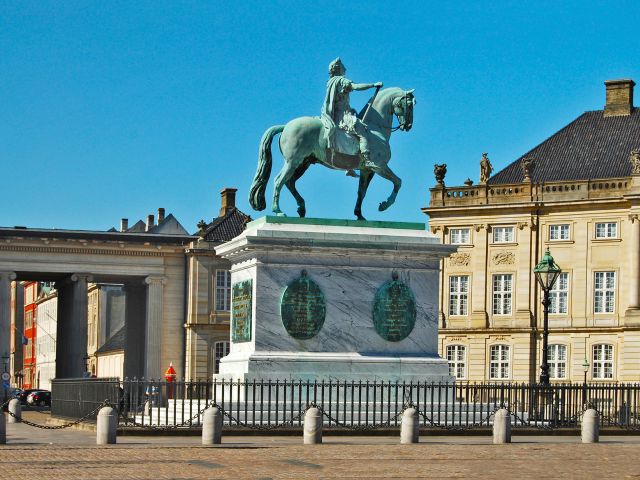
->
[249,58,416,220]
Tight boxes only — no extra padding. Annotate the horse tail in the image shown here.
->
[249,125,285,211]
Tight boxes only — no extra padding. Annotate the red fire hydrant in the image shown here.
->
[165,362,177,400]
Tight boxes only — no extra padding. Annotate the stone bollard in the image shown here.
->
[493,408,511,444]
[0,411,5,445]
[202,406,223,445]
[96,406,117,445]
[303,407,322,444]
[7,399,21,424]
[400,407,419,444]
[581,409,599,443]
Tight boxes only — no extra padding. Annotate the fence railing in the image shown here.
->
[51,379,640,430]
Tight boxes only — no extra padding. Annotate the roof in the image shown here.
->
[488,109,640,184]
[96,327,125,355]
[201,207,251,243]
[0,227,197,244]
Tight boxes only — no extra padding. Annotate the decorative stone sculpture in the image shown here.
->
[249,59,417,220]
[434,164,447,186]
[521,157,534,181]
[479,153,493,183]
[630,149,640,175]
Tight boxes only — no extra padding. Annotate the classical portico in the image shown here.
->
[0,227,196,380]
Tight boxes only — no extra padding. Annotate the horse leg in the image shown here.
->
[272,161,298,216]
[354,170,375,220]
[375,164,402,212]
[286,160,311,217]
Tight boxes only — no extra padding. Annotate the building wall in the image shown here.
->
[22,282,38,389]
[9,281,24,388]
[35,292,57,390]
[97,352,124,379]
[427,178,640,383]
[184,242,232,381]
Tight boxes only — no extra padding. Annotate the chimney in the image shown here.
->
[604,79,635,117]
[157,208,165,223]
[120,218,128,232]
[146,214,155,231]
[219,187,238,217]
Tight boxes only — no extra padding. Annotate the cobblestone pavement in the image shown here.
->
[4,419,640,479]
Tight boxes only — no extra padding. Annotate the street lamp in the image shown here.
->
[582,357,590,407]
[533,248,562,385]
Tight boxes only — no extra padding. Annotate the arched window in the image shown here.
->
[489,344,510,380]
[548,344,567,379]
[213,341,231,374]
[592,344,614,379]
[445,345,466,379]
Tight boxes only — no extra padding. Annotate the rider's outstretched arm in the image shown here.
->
[351,82,383,91]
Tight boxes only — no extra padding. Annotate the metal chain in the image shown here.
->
[6,401,109,430]
[118,400,216,430]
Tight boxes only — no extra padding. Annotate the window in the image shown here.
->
[448,276,469,316]
[492,226,514,243]
[213,341,231,374]
[215,270,232,311]
[489,344,510,380]
[548,344,567,379]
[592,344,614,379]
[549,224,570,241]
[594,272,616,313]
[549,273,569,314]
[446,345,466,379]
[450,228,470,245]
[595,222,617,239]
[492,274,513,315]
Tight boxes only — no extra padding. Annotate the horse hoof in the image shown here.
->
[297,207,306,218]
[275,212,287,217]
[355,215,366,221]
[378,202,388,212]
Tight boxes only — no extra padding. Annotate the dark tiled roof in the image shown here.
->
[488,109,640,184]
[202,208,251,243]
[96,327,125,354]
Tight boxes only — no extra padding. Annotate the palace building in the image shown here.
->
[424,79,640,383]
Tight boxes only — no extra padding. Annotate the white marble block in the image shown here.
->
[214,216,456,383]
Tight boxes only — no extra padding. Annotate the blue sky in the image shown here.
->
[3,1,640,232]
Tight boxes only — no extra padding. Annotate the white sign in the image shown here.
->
[1,372,10,382]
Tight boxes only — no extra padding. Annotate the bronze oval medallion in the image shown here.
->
[280,270,326,340]
[372,273,416,342]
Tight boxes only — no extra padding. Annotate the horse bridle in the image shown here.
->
[391,93,413,132]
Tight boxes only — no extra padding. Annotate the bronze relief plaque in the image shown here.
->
[280,270,326,340]
[232,279,253,342]
[372,273,416,342]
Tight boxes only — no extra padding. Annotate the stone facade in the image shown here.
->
[424,79,640,383]
[184,188,250,381]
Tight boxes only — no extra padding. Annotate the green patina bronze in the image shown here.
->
[280,270,326,340]
[372,273,416,342]
[232,279,253,342]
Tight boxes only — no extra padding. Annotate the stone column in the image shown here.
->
[124,283,146,379]
[144,276,166,379]
[0,272,17,374]
[56,273,92,378]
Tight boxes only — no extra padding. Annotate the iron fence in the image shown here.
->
[51,377,120,420]
[51,379,640,430]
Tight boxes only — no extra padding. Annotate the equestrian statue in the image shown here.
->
[249,58,416,220]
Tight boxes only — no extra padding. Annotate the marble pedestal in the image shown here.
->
[214,216,456,383]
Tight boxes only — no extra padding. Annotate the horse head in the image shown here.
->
[393,89,416,132]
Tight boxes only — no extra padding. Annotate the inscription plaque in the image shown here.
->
[372,273,416,342]
[280,270,326,339]
[232,279,253,343]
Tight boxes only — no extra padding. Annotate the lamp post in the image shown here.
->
[582,357,590,408]
[533,248,562,385]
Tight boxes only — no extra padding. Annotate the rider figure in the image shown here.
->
[321,58,382,172]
